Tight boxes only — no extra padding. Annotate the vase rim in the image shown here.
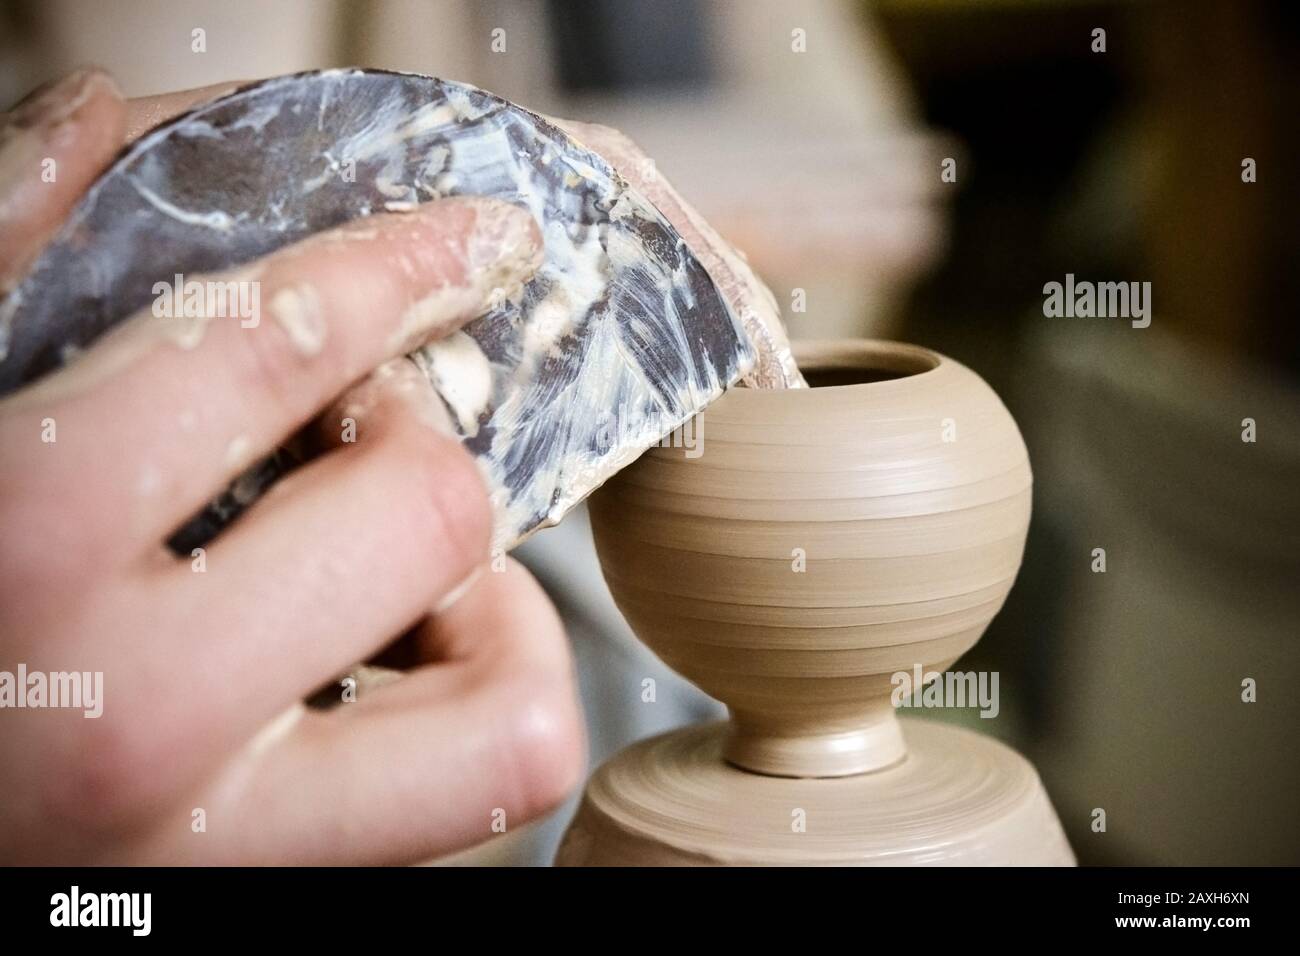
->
[791,339,943,390]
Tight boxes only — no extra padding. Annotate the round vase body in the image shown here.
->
[589,341,1033,777]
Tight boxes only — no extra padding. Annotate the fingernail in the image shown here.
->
[7,68,120,133]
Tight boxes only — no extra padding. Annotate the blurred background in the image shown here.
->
[3,0,1295,866]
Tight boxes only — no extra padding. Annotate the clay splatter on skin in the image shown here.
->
[269,284,326,357]
[163,312,210,350]
[224,434,252,470]
[153,262,266,352]
[136,463,162,498]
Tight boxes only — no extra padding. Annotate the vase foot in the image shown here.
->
[724,708,907,778]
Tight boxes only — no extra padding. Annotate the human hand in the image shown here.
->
[0,69,585,865]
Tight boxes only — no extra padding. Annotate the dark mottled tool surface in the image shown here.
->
[0,69,754,551]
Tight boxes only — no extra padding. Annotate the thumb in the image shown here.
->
[0,68,126,289]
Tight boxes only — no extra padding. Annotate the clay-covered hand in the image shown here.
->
[0,69,585,864]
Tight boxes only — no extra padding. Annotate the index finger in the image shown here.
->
[0,196,541,559]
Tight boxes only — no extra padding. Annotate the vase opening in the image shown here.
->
[795,341,940,388]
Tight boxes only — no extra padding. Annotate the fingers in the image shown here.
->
[143,357,493,759]
[210,559,584,865]
[0,197,540,559]
[124,80,246,143]
[18,358,499,852]
[0,68,126,288]
[0,70,243,284]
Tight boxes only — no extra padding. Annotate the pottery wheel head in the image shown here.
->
[556,721,1076,866]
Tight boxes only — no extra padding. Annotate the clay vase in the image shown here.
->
[556,340,1074,865]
